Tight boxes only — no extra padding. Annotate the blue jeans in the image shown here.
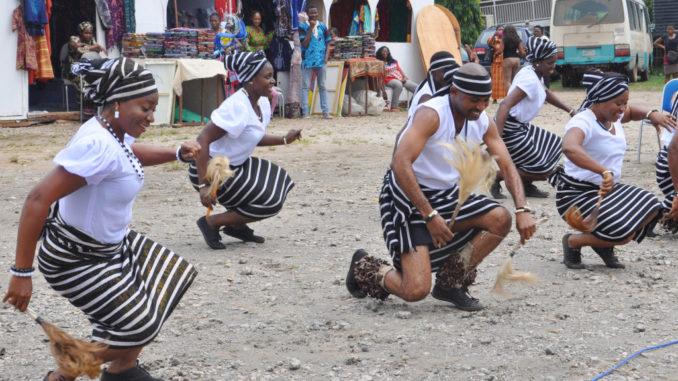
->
[301,66,328,115]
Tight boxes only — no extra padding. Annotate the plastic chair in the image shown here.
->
[274,86,285,118]
[59,42,86,121]
[637,79,678,162]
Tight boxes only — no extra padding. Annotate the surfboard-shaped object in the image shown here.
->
[416,5,462,70]
[435,5,463,63]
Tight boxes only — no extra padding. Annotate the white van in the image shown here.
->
[550,0,653,86]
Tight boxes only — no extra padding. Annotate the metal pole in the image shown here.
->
[174,0,179,27]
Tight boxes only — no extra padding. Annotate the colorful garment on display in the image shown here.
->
[23,0,48,35]
[12,6,38,71]
[105,0,125,49]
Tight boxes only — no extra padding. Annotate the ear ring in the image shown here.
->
[114,104,120,119]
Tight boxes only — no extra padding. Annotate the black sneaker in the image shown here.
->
[100,364,164,381]
[222,225,265,243]
[562,234,585,269]
[431,285,485,311]
[346,249,368,298]
[197,216,226,250]
[523,181,549,198]
[490,179,507,199]
[592,247,625,268]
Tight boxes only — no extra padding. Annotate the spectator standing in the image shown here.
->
[532,25,550,88]
[487,26,505,104]
[654,25,678,83]
[299,4,332,119]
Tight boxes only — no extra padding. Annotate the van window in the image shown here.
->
[627,0,636,30]
[553,0,624,26]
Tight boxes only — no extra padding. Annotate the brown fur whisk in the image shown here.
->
[564,194,603,233]
[25,307,107,378]
[204,156,235,217]
[492,218,548,296]
[440,138,497,227]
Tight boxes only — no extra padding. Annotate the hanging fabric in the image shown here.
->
[24,0,48,36]
[12,5,38,71]
[105,0,125,50]
[124,0,135,33]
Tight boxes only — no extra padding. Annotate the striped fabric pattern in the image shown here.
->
[503,116,562,175]
[37,214,196,349]
[655,147,675,211]
[525,36,557,63]
[72,58,157,106]
[551,168,661,242]
[379,170,500,271]
[224,50,268,83]
[188,156,294,219]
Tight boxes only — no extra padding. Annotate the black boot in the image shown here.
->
[523,181,549,198]
[562,234,585,269]
[196,216,225,250]
[100,364,163,381]
[490,179,507,199]
[346,249,368,298]
[592,247,625,268]
[222,225,265,243]
[431,285,485,311]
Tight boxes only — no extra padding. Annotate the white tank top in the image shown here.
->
[397,96,490,189]
[408,82,432,119]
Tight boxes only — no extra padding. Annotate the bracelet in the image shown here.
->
[283,135,288,145]
[601,170,613,177]
[10,265,35,277]
[198,182,210,189]
[515,206,532,214]
[646,109,659,119]
[568,109,576,117]
[176,146,191,163]
[424,209,439,223]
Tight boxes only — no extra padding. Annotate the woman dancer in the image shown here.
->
[493,36,577,198]
[3,57,199,381]
[551,71,675,269]
[191,51,302,250]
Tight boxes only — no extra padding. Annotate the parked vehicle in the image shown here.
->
[550,0,653,87]
[474,25,531,71]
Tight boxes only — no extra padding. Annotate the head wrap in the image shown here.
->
[71,58,157,106]
[224,50,269,83]
[525,36,557,63]
[578,71,629,112]
[78,21,93,33]
[416,51,459,96]
[452,70,492,97]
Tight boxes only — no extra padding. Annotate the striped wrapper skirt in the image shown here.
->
[655,146,674,211]
[549,166,661,243]
[37,212,197,349]
[503,116,562,175]
[379,170,501,272]
[188,156,294,219]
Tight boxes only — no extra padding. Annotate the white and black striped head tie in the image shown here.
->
[525,36,557,63]
[432,66,461,97]
[578,71,629,111]
[72,58,157,106]
[453,71,492,97]
[415,52,458,95]
[225,50,268,83]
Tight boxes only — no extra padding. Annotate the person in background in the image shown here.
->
[408,51,459,119]
[4,57,199,381]
[65,21,106,116]
[551,71,675,269]
[377,46,418,112]
[246,11,273,53]
[532,25,550,88]
[464,44,480,64]
[328,27,339,59]
[500,25,526,91]
[209,13,224,34]
[299,4,332,119]
[487,26,505,104]
[654,25,678,84]
[191,51,302,250]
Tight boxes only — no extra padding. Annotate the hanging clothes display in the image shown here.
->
[124,0,135,33]
[27,0,54,83]
[375,0,390,41]
[389,0,411,43]
[12,6,38,71]
[24,0,48,35]
[269,37,291,72]
[105,0,125,50]
[216,0,238,17]
[289,0,306,30]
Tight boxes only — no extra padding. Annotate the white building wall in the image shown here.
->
[1,0,29,120]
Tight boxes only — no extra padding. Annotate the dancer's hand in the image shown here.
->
[599,171,614,196]
[179,140,201,162]
[427,215,454,248]
[516,212,536,244]
[3,277,32,312]
[668,196,678,220]
[650,111,677,131]
[199,186,217,208]
[285,129,303,144]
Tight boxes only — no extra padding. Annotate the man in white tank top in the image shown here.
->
[347,64,537,311]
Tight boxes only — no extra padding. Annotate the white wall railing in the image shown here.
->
[480,0,552,26]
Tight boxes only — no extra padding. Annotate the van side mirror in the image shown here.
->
[650,23,655,32]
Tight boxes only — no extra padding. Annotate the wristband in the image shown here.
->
[646,109,659,119]
[198,182,210,189]
[601,170,613,177]
[283,135,288,145]
[10,265,35,277]
[515,206,532,214]
[176,146,191,163]
[568,109,576,117]
[424,210,439,223]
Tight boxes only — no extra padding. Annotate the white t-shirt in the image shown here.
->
[408,82,432,118]
[661,127,675,147]
[398,96,490,189]
[563,109,626,185]
[209,89,271,166]
[508,66,546,123]
[53,117,143,244]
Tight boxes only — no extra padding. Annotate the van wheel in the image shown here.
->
[630,66,638,82]
[640,65,650,81]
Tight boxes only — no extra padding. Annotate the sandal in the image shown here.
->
[196,216,225,250]
[383,100,390,111]
[222,225,265,243]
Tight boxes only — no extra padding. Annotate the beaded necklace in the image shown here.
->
[97,116,145,181]
[242,88,263,122]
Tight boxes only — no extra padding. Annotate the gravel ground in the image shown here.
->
[1,90,678,381]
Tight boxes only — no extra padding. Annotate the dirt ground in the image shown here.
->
[1,90,678,381]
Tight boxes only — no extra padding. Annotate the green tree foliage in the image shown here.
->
[644,0,653,22]
[435,0,484,46]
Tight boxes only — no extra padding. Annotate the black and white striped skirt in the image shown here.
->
[655,146,674,211]
[37,213,197,349]
[502,116,562,175]
[379,170,501,272]
[549,166,661,243]
[188,156,294,219]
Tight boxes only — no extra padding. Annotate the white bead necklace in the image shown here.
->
[97,116,145,181]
